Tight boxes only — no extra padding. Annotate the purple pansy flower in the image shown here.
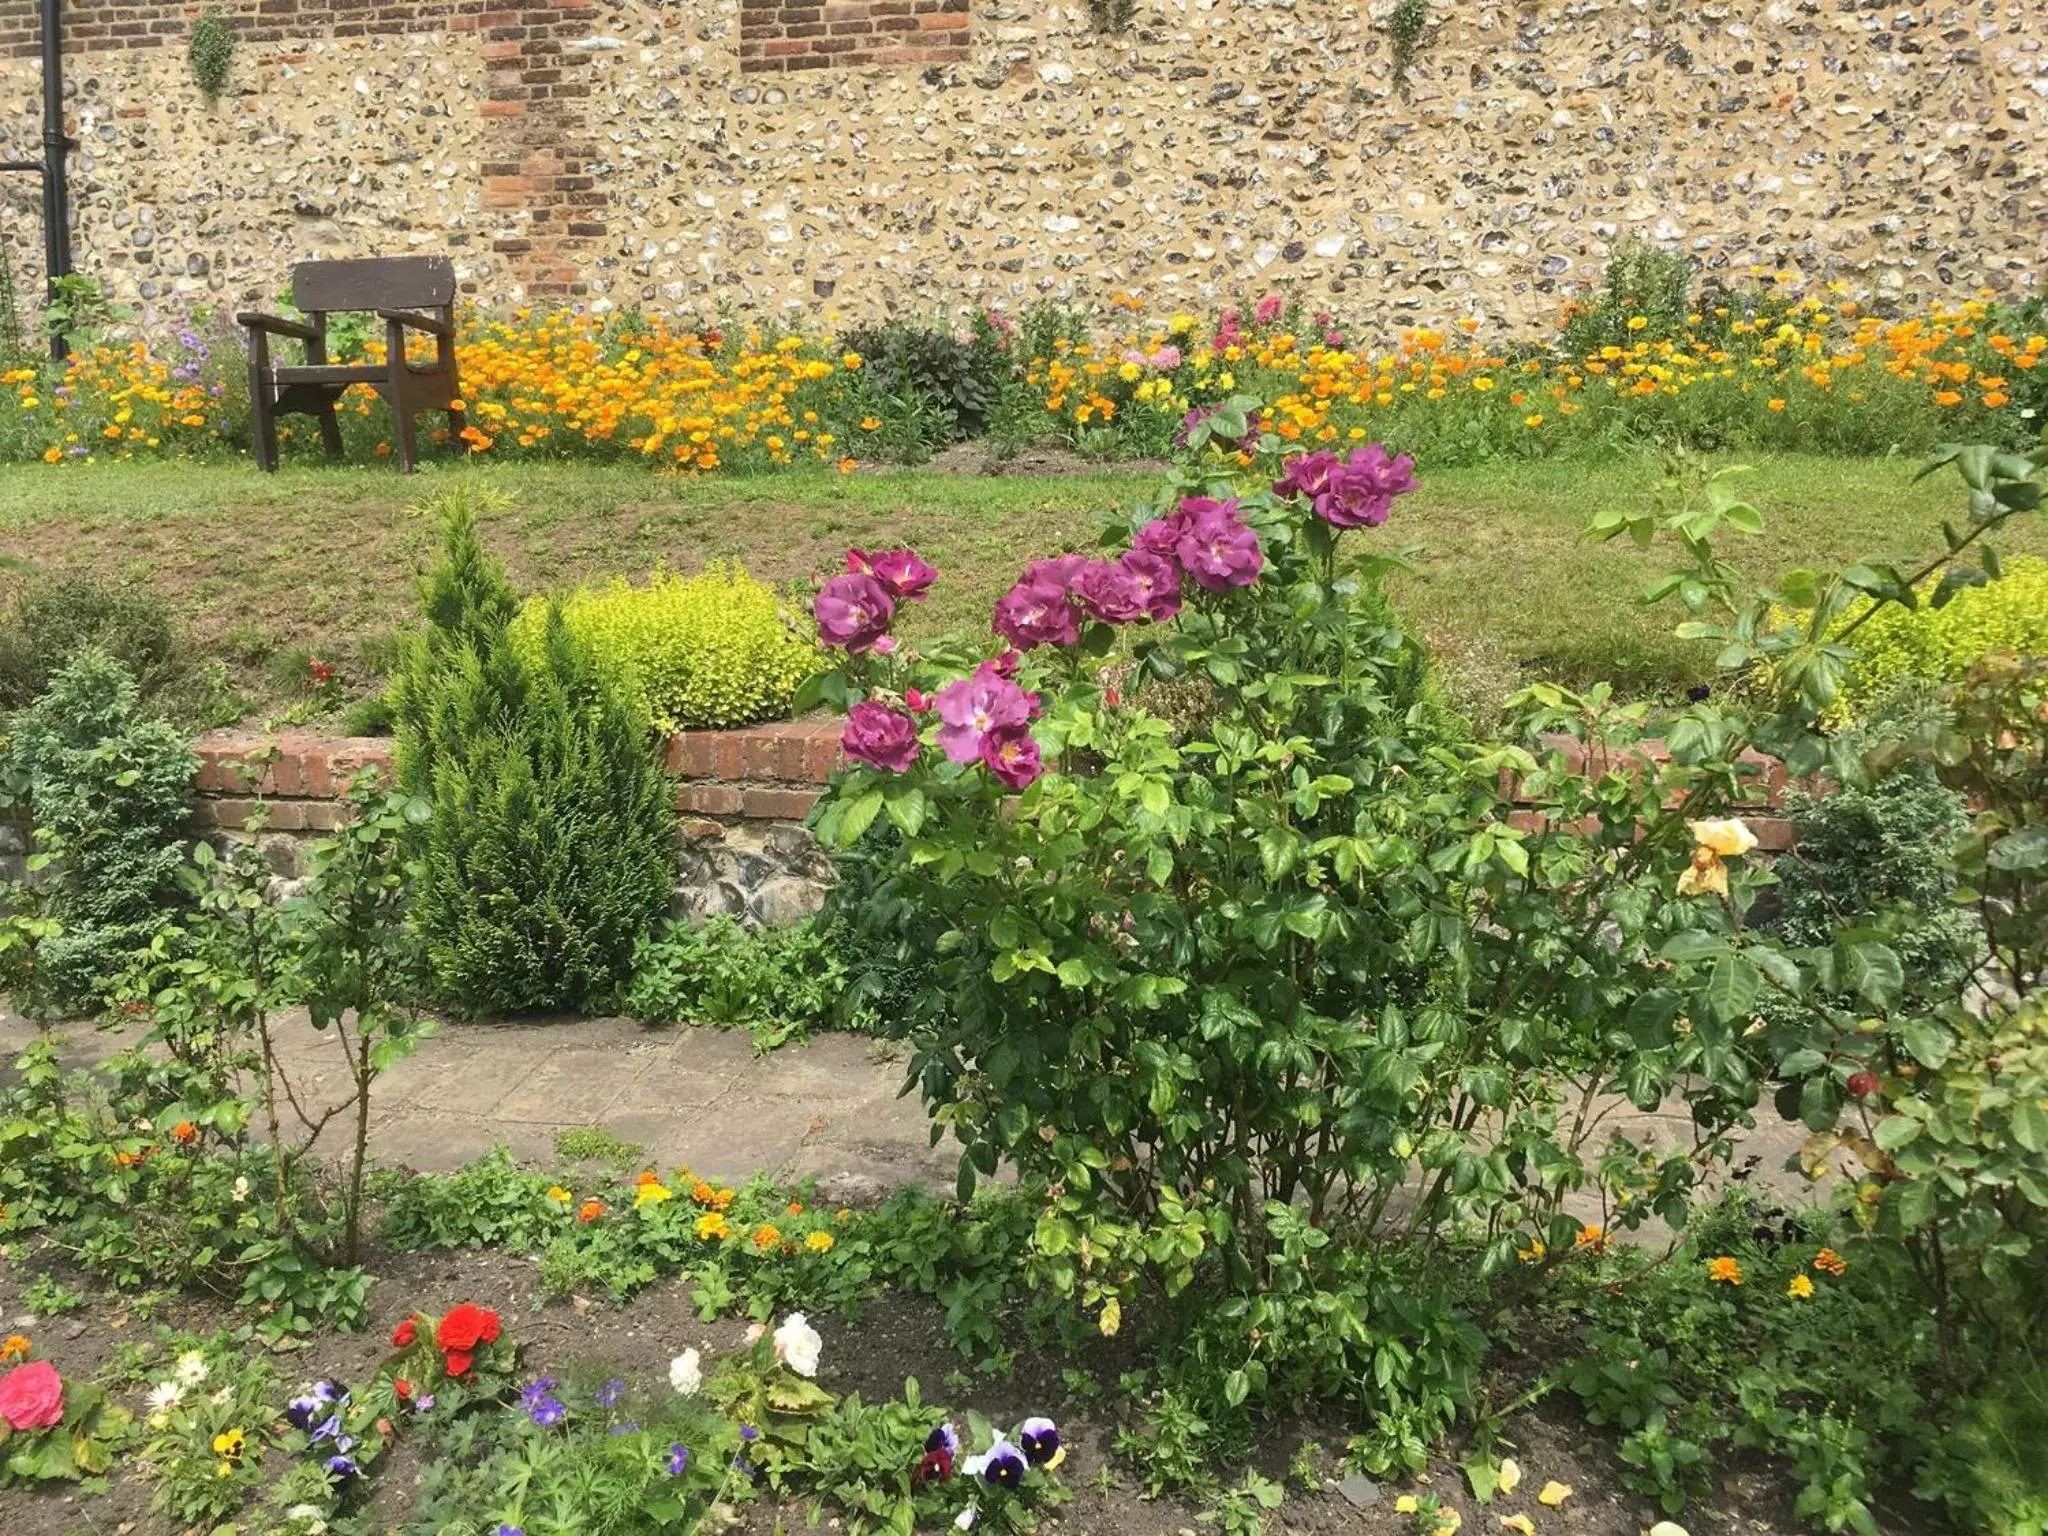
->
[1019,1417,1060,1465]
[815,572,896,652]
[668,1442,692,1475]
[841,700,921,774]
[975,1438,1028,1490]
[936,665,1033,765]
[325,1453,361,1483]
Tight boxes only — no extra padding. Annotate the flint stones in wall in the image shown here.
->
[0,0,2040,327]
[676,819,834,928]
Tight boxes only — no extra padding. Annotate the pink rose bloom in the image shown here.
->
[849,547,937,601]
[1074,560,1147,624]
[980,723,1043,789]
[815,573,895,652]
[0,1360,64,1431]
[1021,554,1088,593]
[841,700,920,773]
[1118,549,1181,621]
[935,664,1033,764]
[993,578,1080,651]
[989,649,1022,680]
[1273,449,1342,503]
[1176,502,1264,591]
[1255,293,1284,326]
[1133,512,1187,561]
[1312,443,1417,529]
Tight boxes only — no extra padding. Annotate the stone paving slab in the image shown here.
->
[0,1007,1818,1215]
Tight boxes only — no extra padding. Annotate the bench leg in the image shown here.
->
[317,397,345,460]
[390,389,418,474]
[247,341,278,473]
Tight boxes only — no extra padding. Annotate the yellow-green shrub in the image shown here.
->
[1830,555,2048,717]
[511,563,818,732]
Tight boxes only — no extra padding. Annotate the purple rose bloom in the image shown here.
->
[980,723,1043,790]
[1133,513,1187,561]
[1176,502,1264,591]
[1312,443,1417,529]
[1021,553,1088,592]
[815,572,896,652]
[936,665,1032,764]
[992,578,1080,651]
[841,700,921,774]
[850,547,938,601]
[989,648,1022,680]
[1272,448,1342,503]
[1073,560,1147,624]
[1118,550,1182,621]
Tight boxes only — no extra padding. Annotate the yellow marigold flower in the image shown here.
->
[1707,1256,1743,1285]
[1523,413,1544,429]
[40,445,60,463]
[634,1180,674,1209]
[1627,315,1648,332]
[710,1188,736,1211]
[695,1212,731,1241]
[1813,1248,1847,1276]
[806,1231,835,1254]
[841,351,863,370]
[751,1223,782,1251]
[1787,1273,1815,1299]
[1768,398,1786,412]
[545,1185,572,1204]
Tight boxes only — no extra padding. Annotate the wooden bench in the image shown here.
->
[238,256,463,473]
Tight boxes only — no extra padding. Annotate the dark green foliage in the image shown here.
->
[395,492,674,1016]
[1388,0,1429,83]
[625,914,865,1048]
[1559,243,1699,355]
[1,648,196,1016]
[0,574,232,723]
[838,322,1007,440]
[188,13,234,97]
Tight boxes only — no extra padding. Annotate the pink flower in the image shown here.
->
[935,665,1033,764]
[905,687,933,712]
[0,1360,64,1431]
[1149,344,1182,371]
[1324,329,1344,348]
[1021,554,1088,593]
[815,573,895,652]
[841,700,921,773]
[1175,500,1263,591]
[1134,512,1187,561]
[1272,449,1342,503]
[990,649,1022,680]
[993,578,1080,651]
[1073,560,1147,624]
[1313,443,1417,529]
[1255,293,1284,326]
[980,723,1043,789]
[849,548,937,601]
[872,634,899,656]
[1118,550,1181,620]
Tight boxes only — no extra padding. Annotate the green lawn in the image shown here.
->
[1,453,2035,725]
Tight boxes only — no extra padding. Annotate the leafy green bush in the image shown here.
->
[1558,243,1698,354]
[0,574,233,723]
[1819,554,2048,719]
[838,321,1009,442]
[625,914,865,1049]
[511,563,818,733]
[0,647,196,1015]
[396,491,676,1016]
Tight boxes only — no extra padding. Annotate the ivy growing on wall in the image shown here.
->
[1388,0,1430,94]
[188,13,235,100]
[1088,0,1136,35]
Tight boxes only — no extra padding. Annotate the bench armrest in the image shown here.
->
[237,311,322,343]
[375,308,455,340]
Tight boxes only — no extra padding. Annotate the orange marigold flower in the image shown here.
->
[752,1224,782,1251]
[786,1201,805,1216]
[1707,1256,1743,1285]
[171,1121,199,1145]
[578,1199,607,1223]
[0,1333,29,1362]
[1813,1248,1847,1276]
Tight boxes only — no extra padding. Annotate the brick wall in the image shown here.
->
[738,0,968,74]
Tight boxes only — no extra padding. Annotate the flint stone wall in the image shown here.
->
[0,0,2040,329]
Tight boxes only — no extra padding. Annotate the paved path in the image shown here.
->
[0,1008,1817,1216]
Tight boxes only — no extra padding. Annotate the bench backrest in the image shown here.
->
[291,256,456,314]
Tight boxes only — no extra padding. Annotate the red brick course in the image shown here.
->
[738,0,969,72]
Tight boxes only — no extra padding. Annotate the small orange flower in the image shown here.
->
[171,1121,198,1145]
[786,1201,805,1216]
[710,1188,736,1212]
[0,1333,29,1362]
[752,1224,782,1251]
[1574,1224,1609,1253]
[1707,1256,1743,1286]
[578,1199,607,1224]
[691,1181,716,1205]
[635,1169,661,1187]
[1812,1248,1847,1276]
[1767,397,1786,412]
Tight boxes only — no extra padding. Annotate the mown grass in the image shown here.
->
[1,452,2037,726]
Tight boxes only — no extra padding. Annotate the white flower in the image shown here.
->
[772,1313,823,1379]
[669,1348,702,1397]
[174,1349,209,1386]
[146,1380,183,1414]
[209,1384,233,1406]
[743,1322,766,1346]
[232,1176,249,1203]
[954,1508,978,1530]
[285,1505,329,1535]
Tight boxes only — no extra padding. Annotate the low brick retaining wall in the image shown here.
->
[0,724,1800,920]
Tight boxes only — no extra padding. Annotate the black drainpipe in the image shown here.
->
[1,0,72,361]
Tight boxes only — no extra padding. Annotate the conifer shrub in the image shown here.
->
[394,490,675,1016]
